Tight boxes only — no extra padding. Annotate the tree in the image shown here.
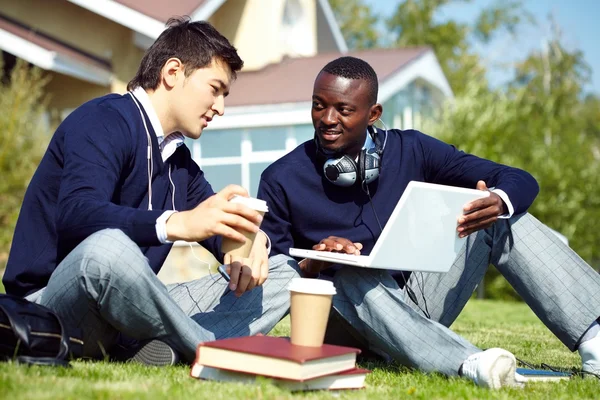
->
[423,24,600,297]
[330,1,600,297]
[328,0,381,50]
[509,25,600,265]
[0,58,52,267]
[386,0,531,95]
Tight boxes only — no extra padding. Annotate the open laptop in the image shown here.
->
[288,181,489,273]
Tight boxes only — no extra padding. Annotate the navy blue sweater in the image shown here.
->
[5,94,222,297]
[257,128,539,281]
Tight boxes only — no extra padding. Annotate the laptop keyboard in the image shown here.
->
[310,252,369,264]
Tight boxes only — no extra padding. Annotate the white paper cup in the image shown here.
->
[221,196,269,258]
[288,278,337,347]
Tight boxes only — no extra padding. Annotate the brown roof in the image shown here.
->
[225,47,430,107]
[115,0,208,23]
[0,14,111,72]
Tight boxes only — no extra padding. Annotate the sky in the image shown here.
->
[363,0,600,95]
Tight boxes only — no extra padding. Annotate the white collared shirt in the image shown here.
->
[130,87,185,162]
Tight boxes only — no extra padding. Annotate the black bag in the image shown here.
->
[0,294,84,366]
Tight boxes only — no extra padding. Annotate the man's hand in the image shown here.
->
[299,236,363,277]
[165,185,263,243]
[223,231,269,297]
[457,180,508,238]
[312,236,363,255]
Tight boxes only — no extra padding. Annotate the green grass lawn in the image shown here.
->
[1,299,597,399]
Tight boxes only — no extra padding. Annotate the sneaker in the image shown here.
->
[117,339,179,366]
[460,348,524,389]
[579,334,600,375]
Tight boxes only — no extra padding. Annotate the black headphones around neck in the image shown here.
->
[317,125,387,188]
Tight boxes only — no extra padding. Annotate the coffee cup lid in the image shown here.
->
[229,195,269,212]
[288,277,336,295]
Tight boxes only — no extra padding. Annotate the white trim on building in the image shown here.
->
[208,102,313,130]
[378,50,453,103]
[316,0,348,53]
[68,0,229,50]
[190,0,228,21]
[66,0,165,39]
[0,28,112,86]
[67,0,347,55]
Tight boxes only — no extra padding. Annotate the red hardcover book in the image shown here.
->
[190,364,370,391]
[194,336,360,381]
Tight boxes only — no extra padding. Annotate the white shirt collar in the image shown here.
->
[363,129,374,150]
[352,129,375,162]
[130,87,185,162]
[131,87,164,140]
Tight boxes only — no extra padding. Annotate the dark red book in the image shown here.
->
[194,336,360,381]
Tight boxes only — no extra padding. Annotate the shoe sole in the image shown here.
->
[129,340,179,366]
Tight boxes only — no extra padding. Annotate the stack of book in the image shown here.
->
[190,335,369,391]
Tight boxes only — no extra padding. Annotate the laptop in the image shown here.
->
[288,181,489,272]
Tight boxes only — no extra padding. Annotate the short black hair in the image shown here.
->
[127,17,243,91]
[320,56,378,105]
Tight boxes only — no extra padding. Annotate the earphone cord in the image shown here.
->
[129,91,222,282]
[364,183,431,319]
[187,242,223,283]
[128,91,153,210]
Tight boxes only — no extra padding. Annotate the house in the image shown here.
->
[194,47,452,198]
[0,0,453,282]
[0,0,346,113]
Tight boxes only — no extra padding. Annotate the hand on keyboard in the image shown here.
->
[312,236,363,255]
[299,236,363,277]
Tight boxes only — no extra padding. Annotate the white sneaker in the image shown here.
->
[461,348,524,389]
[579,334,600,375]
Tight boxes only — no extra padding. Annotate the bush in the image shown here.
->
[0,58,52,268]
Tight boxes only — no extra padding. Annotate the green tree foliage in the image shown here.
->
[328,0,380,50]
[0,58,52,266]
[581,94,600,141]
[391,4,600,295]
[330,2,600,298]
[510,34,600,265]
[385,0,531,95]
[423,30,600,297]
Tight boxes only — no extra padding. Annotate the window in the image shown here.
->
[188,124,319,195]
[201,165,242,193]
[294,124,314,145]
[249,162,272,197]
[248,126,288,151]
[195,129,243,157]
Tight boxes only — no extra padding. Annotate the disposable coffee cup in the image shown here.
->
[221,196,269,259]
[288,278,337,347]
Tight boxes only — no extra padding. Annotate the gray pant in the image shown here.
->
[327,213,600,377]
[26,229,299,362]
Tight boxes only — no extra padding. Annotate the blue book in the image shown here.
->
[516,368,571,382]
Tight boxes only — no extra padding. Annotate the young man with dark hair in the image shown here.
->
[257,56,600,388]
[4,17,298,365]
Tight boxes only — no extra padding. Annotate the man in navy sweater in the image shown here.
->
[4,18,298,365]
[257,56,600,388]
